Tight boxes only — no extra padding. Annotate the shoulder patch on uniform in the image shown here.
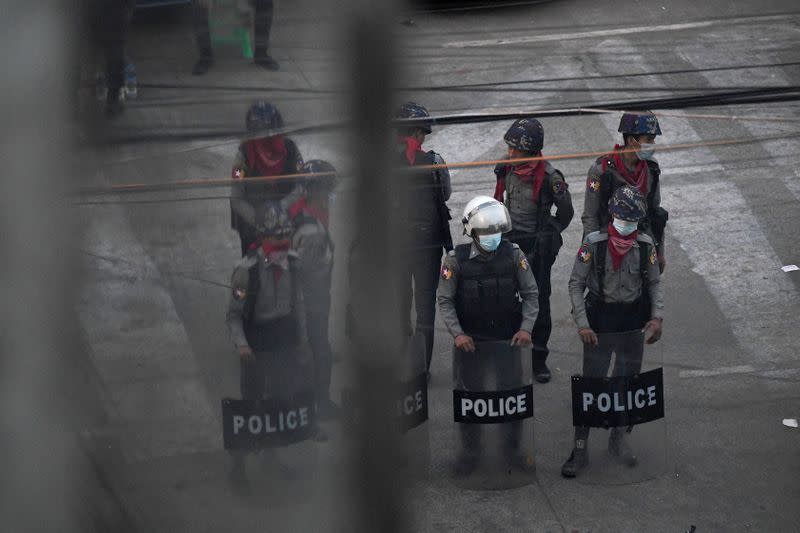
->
[440,264,453,280]
[577,244,592,264]
[648,247,657,265]
[232,286,247,301]
[519,255,529,271]
[232,167,245,179]
[587,175,601,192]
[552,180,568,195]
[586,231,609,245]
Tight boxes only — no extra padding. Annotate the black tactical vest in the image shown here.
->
[454,241,522,341]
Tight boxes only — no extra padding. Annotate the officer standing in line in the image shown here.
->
[561,186,664,478]
[291,160,339,419]
[582,111,668,273]
[395,101,453,375]
[494,118,573,383]
[231,101,304,256]
[226,201,316,489]
[437,196,539,475]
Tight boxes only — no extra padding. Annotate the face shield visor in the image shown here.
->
[464,201,512,236]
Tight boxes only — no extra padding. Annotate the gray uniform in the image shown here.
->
[437,242,539,339]
[581,157,664,257]
[503,162,573,235]
[226,249,309,401]
[568,231,664,331]
[291,210,334,396]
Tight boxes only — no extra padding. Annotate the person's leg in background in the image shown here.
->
[252,0,279,70]
[531,251,555,382]
[192,0,214,75]
[412,243,443,375]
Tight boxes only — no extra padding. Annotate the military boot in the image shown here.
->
[608,428,638,466]
[561,427,589,478]
[228,454,251,495]
[532,350,551,383]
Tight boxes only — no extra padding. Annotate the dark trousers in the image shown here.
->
[399,241,443,372]
[89,0,132,93]
[306,295,332,399]
[193,0,274,59]
[506,231,555,364]
[456,352,523,458]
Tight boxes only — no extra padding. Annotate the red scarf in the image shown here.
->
[248,239,291,282]
[610,145,648,194]
[288,197,329,228]
[494,157,547,202]
[244,136,288,177]
[399,136,425,165]
[607,221,638,271]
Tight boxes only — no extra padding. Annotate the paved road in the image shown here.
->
[75,0,800,531]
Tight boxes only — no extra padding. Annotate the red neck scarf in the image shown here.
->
[244,136,288,177]
[249,239,291,282]
[302,205,329,228]
[611,145,648,194]
[398,136,424,165]
[494,157,547,202]
[607,221,638,271]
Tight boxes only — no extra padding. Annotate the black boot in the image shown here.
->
[192,56,213,76]
[228,454,251,494]
[608,428,638,467]
[105,89,124,118]
[561,427,589,478]
[254,53,280,71]
[454,454,479,477]
[532,350,551,383]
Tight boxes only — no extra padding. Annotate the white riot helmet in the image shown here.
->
[462,195,512,239]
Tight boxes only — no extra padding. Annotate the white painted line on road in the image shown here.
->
[783,418,798,428]
[679,365,756,378]
[443,14,792,48]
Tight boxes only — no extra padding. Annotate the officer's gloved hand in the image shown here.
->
[643,319,663,344]
[238,345,255,364]
[455,335,476,353]
[578,328,598,346]
[510,330,532,347]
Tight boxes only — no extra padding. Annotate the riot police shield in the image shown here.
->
[221,341,321,499]
[451,340,535,490]
[564,329,666,485]
[340,332,431,479]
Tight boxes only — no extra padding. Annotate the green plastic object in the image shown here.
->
[209,2,253,59]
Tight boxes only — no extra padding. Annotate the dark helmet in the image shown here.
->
[256,200,294,240]
[302,159,337,191]
[246,101,284,134]
[617,111,661,135]
[609,185,647,222]
[503,118,544,153]
[396,101,432,133]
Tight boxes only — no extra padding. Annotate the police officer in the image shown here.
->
[226,201,314,488]
[582,111,668,273]
[231,101,304,256]
[395,101,453,374]
[437,196,539,474]
[494,118,573,383]
[291,160,338,419]
[561,186,664,478]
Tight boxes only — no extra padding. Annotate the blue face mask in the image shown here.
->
[612,218,638,236]
[478,233,502,252]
